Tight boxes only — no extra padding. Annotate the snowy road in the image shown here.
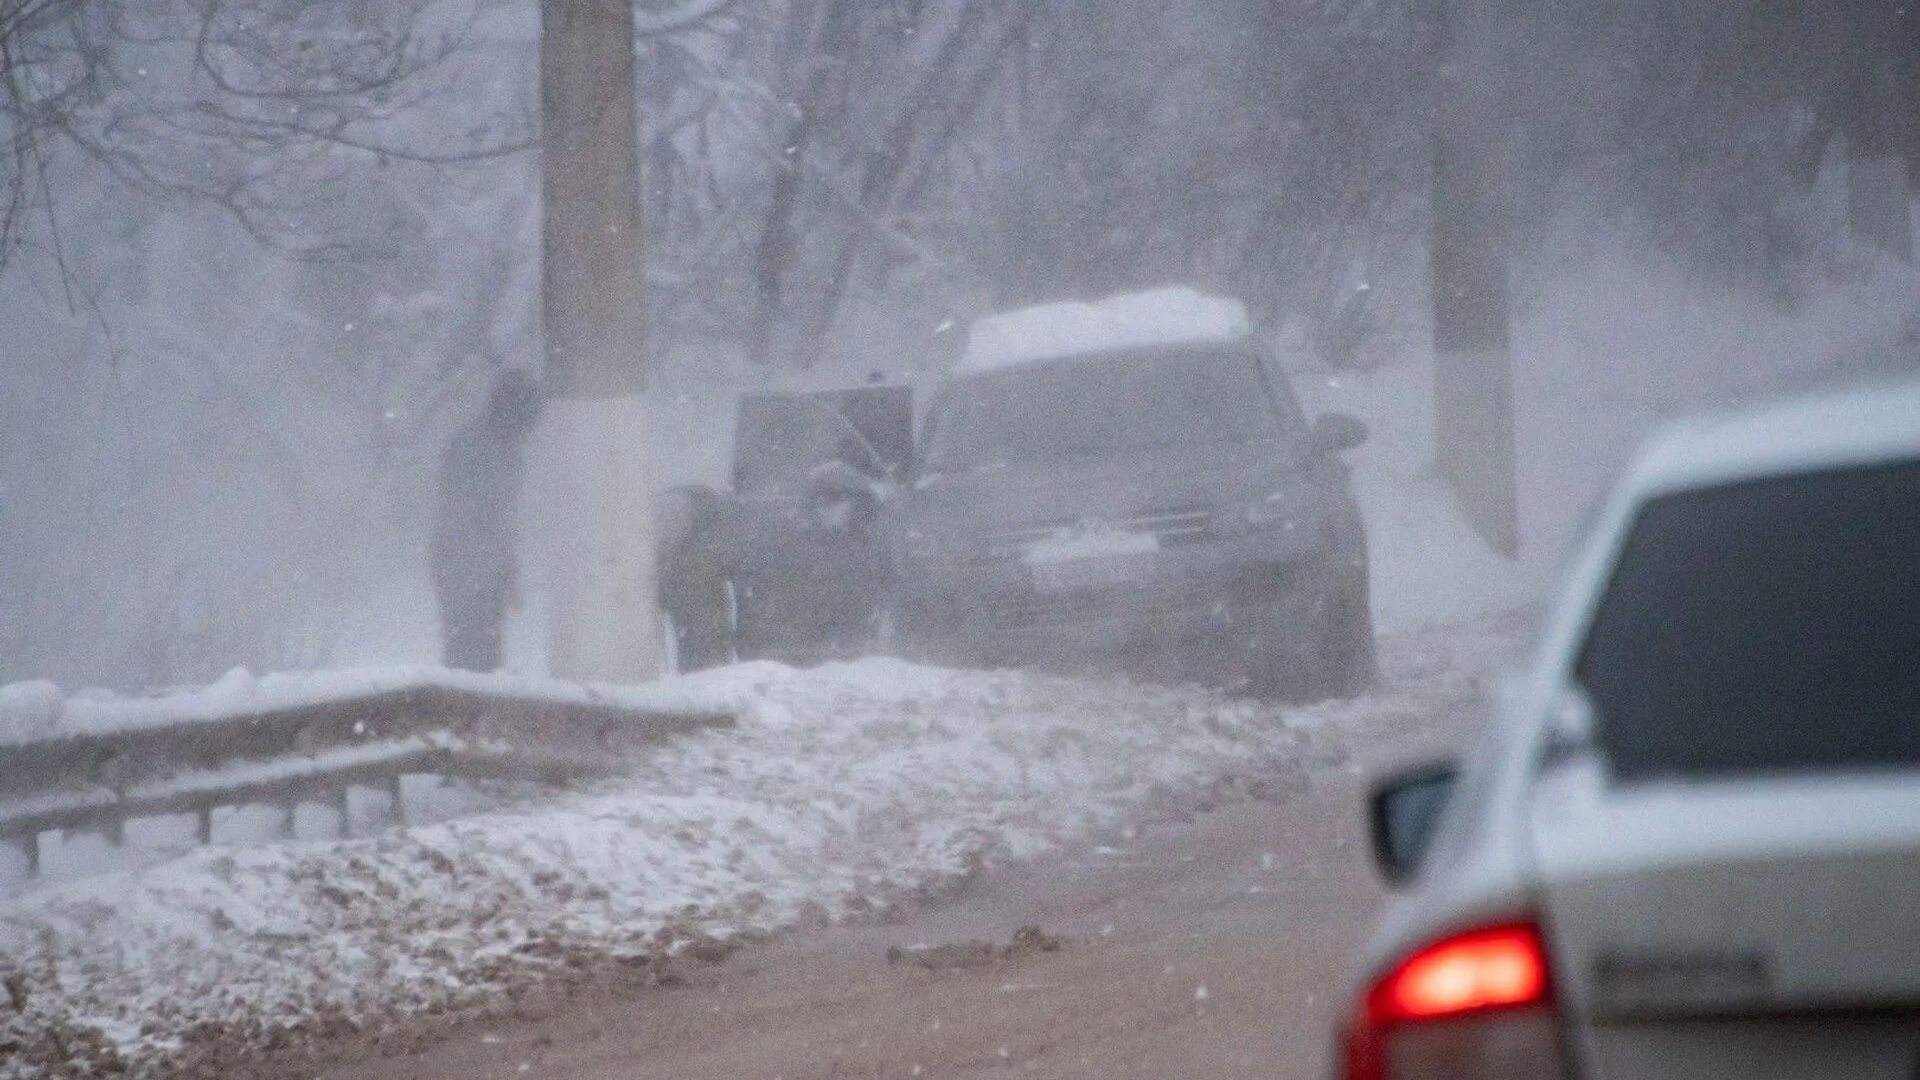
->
[324,762,1384,1080]
[0,611,1524,1078]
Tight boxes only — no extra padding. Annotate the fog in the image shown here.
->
[1,0,1915,691]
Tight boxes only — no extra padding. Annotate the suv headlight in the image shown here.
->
[1220,488,1305,536]
[1244,490,1299,530]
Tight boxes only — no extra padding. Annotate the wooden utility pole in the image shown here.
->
[1430,0,1517,558]
[537,0,664,681]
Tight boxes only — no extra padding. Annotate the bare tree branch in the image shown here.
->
[0,0,547,275]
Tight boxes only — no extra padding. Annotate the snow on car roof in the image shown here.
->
[956,287,1252,375]
[1624,376,1920,497]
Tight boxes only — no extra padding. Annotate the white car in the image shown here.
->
[1343,379,1920,1080]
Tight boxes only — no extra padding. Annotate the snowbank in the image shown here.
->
[0,665,716,749]
[0,620,1524,1077]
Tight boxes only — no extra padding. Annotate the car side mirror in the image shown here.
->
[1310,412,1368,455]
[1368,760,1458,886]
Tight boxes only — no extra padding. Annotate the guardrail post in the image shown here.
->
[390,774,407,827]
[7,833,35,879]
[197,807,214,845]
[337,786,353,839]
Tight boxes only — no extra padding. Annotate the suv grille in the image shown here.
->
[984,506,1214,559]
[986,580,1213,630]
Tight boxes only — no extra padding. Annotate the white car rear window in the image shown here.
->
[1575,458,1920,781]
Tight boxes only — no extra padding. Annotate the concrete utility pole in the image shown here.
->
[1843,3,1914,261]
[537,0,664,681]
[1430,0,1517,558]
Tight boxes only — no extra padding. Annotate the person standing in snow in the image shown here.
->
[656,482,736,672]
[431,368,542,672]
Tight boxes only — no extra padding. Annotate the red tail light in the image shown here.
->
[1341,921,1568,1080]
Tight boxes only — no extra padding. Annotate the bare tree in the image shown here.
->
[746,0,1036,367]
[0,0,536,283]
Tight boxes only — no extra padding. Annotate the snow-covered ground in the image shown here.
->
[0,617,1522,1078]
[0,664,715,750]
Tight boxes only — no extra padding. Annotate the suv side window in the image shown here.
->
[1573,458,1920,782]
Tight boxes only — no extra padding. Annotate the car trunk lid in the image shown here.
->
[1528,768,1920,1079]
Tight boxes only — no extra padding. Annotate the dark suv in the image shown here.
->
[887,288,1376,700]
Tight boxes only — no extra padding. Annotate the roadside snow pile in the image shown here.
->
[0,617,1523,1078]
[0,664,712,748]
[0,662,1262,1074]
[0,681,61,745]
[958,287,1251,374]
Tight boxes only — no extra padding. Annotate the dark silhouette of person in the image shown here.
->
[431,369,541,671]
[657,483,736,672]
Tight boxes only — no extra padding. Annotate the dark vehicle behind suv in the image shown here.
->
[888,288,1376,700]
[659,384,911,670]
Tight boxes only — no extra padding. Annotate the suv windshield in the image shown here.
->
[920,344,1295,473]
[1575,458,1920,782]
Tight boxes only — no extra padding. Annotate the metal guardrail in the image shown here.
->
[0,681,733,876]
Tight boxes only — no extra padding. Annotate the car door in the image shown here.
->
[728,387,910,660]
[1524,457,1920,1080]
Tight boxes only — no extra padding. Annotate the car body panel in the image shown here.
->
[1530,764,1920,1013]
[1530,780,1920,1077]
[1575,1018,1920,1080]
[1344,378,1920,1080]
[1613,378,1920,499]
